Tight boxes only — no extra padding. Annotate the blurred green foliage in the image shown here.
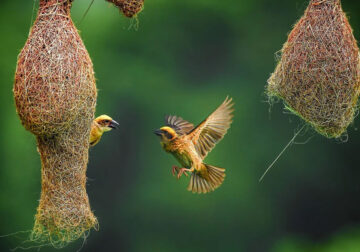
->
[1,0,360,251]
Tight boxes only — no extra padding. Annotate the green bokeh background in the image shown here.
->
[1,0,360,251]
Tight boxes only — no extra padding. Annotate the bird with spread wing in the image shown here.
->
[154,97,234,193]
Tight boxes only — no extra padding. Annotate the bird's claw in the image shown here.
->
[172,166,179,176]
[172,166,190,179]
[177,168,190,179]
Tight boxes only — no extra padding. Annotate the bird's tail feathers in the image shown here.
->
[187,163,225,193]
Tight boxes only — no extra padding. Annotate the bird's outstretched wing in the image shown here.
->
[165,115,194,136]
[188,97,234,159]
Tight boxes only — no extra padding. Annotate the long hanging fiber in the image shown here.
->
[267,0,360,138]
[13,0,97,247]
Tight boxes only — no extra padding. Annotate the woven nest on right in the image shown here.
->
[267,0,360,138]
[106,0,144,17]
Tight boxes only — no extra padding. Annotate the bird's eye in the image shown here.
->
[164,131,173,139]
[104,120,109,123]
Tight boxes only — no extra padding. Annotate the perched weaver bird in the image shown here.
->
[90,115,119,147]
[154,97,234,194]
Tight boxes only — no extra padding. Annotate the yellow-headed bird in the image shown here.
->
[90,115,119,147]
[154,97,234,194]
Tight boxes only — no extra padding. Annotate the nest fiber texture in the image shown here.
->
[267,0,360,138]
[106,0,144,18]
[14,0,97,246]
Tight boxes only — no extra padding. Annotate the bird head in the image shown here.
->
[94,115,119,132]
[154,126,178,144]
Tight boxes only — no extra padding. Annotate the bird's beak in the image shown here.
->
[154,129,162,136]
[109,120,119,129]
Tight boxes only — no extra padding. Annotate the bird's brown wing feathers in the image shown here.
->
[165,115,194,135]
[188,97,234,159]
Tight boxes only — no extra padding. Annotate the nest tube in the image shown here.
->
[14,0,97,247]
[32,120,98,246]
[267,0,360,138]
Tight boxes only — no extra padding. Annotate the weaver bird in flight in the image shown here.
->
[90,115,119,147]
[154,97,234,194]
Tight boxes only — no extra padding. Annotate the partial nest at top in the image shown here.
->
[106,0,145,17]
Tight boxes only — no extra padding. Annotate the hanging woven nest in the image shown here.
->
[267,0,360,138]
[106,0,145,18]
[14,0,97,247]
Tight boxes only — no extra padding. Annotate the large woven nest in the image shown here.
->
[267,0,360,138]
[106,0,144,18]
[14,0,97,247]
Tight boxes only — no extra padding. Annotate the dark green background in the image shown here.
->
[1,0,360,251]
